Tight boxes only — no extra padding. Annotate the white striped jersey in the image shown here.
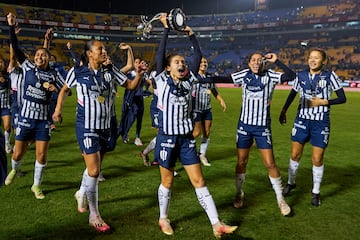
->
[155,71,196,135]
[0,72,11,109]
[66,64,127,129]
[192,73,216,111]
[9,66,24,106]
[20,59,65,120]
[231,69,282,126]
[292,70,343,121]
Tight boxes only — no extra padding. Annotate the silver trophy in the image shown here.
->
[137,8,186,39]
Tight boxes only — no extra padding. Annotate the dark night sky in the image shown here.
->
[2,0,325,15]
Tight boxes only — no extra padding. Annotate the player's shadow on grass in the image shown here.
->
[282,164,360,208]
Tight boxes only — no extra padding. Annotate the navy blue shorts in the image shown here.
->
[15,116,51,141]
[291,116,330,149]
[0,107,11,117]
[236,121,273,149]
[193,109,212,122]
[76,121,111,154]
[154,132,200,169]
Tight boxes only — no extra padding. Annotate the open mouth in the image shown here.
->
[178,68,188,78]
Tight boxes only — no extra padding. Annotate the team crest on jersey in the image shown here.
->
[104,72,112,82]
[318,79,327,88]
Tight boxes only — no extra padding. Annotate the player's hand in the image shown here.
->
[264,53,277,63]
[279,109,286,125]
[52,111,63,125]
[159,13,169,28]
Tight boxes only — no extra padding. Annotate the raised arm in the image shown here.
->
[66,42,80,66]
[184,26,202,74]
[155,13,170,75]
[264,53,296,83]
[7,13,26,64]
[43,28,53,49]
[118,43,134,73]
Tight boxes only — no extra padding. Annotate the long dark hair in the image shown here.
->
[80,40,96,66]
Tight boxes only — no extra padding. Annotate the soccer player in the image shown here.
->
[4,13,65,201]
[153,13,237,238]
[139,65,159,167]
[231,52,295,216]
[117,57,146,146]
[0,55,12,154]
[53,40,147,232]
[279,48,346,206]
[192,57,227,166]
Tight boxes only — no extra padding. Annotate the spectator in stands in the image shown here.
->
[279,48,347,206]
[118,57,146,146]
[53,39,147,232]
[4,13,65,201]
[153,13,237,238]
[192,56,227,166]
[230,52,295,216]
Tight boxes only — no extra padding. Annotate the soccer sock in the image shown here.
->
[312,165,324,194]
[143,137,156,155]
[79,169,88,195]
[235,173,246,196]
[199,137,209,155]
[11,159,22,171]
[158,184,171,219]
[288,159,300,184]
[34,160,46,186]
[269,176,284,202]
[86,175,100,218]
[195,186,219,225]
[4,130,10,145]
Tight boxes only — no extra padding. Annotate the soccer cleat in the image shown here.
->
[89,215,111,232]
[134,138,143,146]
[283,183,296,196]
[139,151,150,167]
[278,199,291,216]
[31,185,45,200]
[152,161,159,166]
[5,169,17,185]
[233,191,244,208]
[159,218,174,235]
[199,154,211,167]
[311,193,321,207]
[5,143,12,154]
[123,137,129,144]
[98,172,106,182]
[212,221,238,239]
[74,190,87,213]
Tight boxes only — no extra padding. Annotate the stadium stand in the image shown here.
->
[0,1,359,82]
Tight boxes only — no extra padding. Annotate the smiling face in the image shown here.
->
[87,40,107,67]
[199,57,208,74]
[166,54,188,81]
[33,48,50,69]
[308,50,326,74]
[248,53,263,74]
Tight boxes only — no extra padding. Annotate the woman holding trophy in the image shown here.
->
[150,11,238,238]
